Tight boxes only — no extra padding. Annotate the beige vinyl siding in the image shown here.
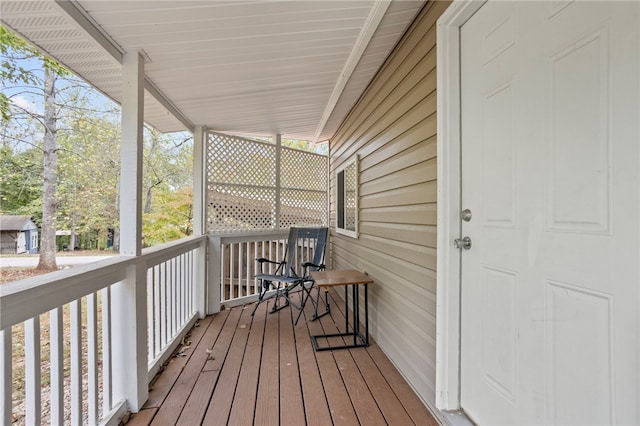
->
[328,0,449,408]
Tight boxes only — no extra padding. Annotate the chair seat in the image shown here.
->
[254,274,307,284]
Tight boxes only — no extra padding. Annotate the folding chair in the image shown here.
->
[251,227,328,325]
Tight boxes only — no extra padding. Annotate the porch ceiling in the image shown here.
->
[0,0,425,140]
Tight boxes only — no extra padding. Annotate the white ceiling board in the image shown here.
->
[1,0,427,140]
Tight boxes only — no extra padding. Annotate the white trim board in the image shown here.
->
[435,0,486,412]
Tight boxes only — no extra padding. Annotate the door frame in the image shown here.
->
[435,0,485,411]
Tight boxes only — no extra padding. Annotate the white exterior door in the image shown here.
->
[460,1,639,424]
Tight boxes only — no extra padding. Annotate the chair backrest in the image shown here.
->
[283,227,328,278]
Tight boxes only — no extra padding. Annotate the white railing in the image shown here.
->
[0,235,206,425]
[143,237,204,378]
[211,231,292,307]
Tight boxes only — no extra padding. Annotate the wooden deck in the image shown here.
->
[127,288,439,426]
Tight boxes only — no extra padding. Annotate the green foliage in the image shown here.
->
[56,107,121,248]
[0,144,43,217]
[143,187,193,247]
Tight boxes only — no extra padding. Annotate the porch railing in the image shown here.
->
[0,230,316,424]
[0,235,206,425]
[208,231,289,308]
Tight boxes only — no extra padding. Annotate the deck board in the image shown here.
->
[227,302,267,425]
[278,303,306,426]
[295,300,333,426]
[202,306,253,424]
[127,288,439,426]
[253,300,280,426]
[145,316,213,409]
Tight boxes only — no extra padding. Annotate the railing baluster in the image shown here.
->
[238,243,244,297]
[177,255,182,323]
[0,329,11,426]
[220,242,226,302]
[230,243,235,299]
[254,241,259,294]
[25,317,41,425]
[87,292,99,424]
[183,252,188,316]
[246,242,251,296]
[101,287,112,414]
[172,257,177,336]
[188,252,192,315]
[182,253,187,317]
[154,265,161,356]
[162,261,168,348]
[147,268,154,360]
[187,251,196,314]
[70,299,82,426]
[50,307,64,425]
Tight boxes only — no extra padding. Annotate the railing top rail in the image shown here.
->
[142,234,207,267]
[211,230,290,244]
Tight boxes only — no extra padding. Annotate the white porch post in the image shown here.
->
[113,51,148,412]
[193,126,208,318]
[274,133,282,229]
[208,236,222,314]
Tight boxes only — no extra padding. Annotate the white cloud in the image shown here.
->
[10,95,42,115]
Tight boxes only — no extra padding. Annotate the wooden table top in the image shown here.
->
[310,269,374,287]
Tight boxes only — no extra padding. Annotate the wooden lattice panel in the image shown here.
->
[206,132,328,232]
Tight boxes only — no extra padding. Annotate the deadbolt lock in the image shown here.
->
[461,209,472,222]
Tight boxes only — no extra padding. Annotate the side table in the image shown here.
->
[310,270,373,351]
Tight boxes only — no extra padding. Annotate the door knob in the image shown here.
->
[454,236,472,250]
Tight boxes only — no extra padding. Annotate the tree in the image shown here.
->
[56,103,121,251]
[142,187,193,246]
[37,68,58,269]
[143,128,192,213]
[141,129,194,246]
[2,25,68,269]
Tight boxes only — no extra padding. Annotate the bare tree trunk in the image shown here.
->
[144,186,153,213]
[113,178,120,250]
[37,68,58,271]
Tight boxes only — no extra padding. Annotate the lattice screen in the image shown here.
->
[207,132,328,233]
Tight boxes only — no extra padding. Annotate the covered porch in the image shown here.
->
[0,1,446,425]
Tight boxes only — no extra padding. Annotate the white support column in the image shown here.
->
[193,126,206,236]
[274,133,282,229]
[113,51,148,412]
[120,52,144,257]
[208,236,222,314]
[193,126,207,318]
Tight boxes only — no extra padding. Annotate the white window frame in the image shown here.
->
[335,155,359,238]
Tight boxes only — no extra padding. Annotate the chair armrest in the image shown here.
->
[302,262,325,279]
[256,258,284,265]
[256,257,285,274]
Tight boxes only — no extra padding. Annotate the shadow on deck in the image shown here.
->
[127,288,439,425]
